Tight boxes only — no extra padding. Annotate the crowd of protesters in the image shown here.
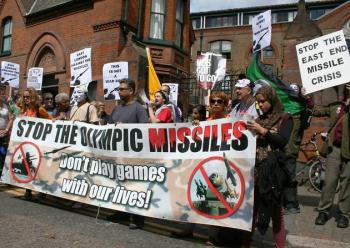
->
[0,76,349,248]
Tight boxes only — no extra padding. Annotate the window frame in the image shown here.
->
[1,17,12,55]
[149,0,166,40]
[209,40,232,59]
[205,14,238,28]
[175,0,184,48]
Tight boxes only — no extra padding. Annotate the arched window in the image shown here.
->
[210,40,231,59]
[1,18,12,54]
[150,0,165,40]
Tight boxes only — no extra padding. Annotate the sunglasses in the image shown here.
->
[210,99,224,104]
[116,87,129,92]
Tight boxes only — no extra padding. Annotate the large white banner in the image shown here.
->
[1,117,256,231]
[1,61,20,88]
[296,30,350,94]
[252,10,271,53]
[27,67,43,90]
[103,62,128,100]
[196,52,226,90]
[70,48,92,88]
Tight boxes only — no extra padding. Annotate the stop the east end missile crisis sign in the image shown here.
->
[296,30,350,94]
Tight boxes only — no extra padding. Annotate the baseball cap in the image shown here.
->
[235,78,251,88]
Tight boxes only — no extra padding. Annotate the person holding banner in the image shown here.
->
[108,78,148,229]
[109,79,149,124]
[42,92,55,116]
[69,87,99,124]
[148,91,175,123]
[207,91,229,120]
[18,88,52,120]
[229,78,259,119]
[314,84,350,229]
[18,88,52,199]
[95,101,110,125]
[0,85,14,173]
[246,85,293,248]
[52,93,70,121]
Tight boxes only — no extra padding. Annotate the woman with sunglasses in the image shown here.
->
[18,88,52,200]
[148,91,175,123]
[208,91,229,120]
[18,88,52,120]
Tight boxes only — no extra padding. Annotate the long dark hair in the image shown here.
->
[192,104,206,121]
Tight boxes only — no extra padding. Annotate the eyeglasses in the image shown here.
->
[116,87,129,92]
[210,99,224,105]
[23,95,30,99]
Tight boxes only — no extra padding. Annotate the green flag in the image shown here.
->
[247,54,305,115]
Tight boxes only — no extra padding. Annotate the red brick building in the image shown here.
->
[190,0,350,106]
[0,0,192,110]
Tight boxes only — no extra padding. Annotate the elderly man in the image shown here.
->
[229,78,259,119]
[70,87,99,124]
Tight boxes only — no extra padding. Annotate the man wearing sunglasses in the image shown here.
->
[108,78,149,229]
[230,78,259,120]
[109,79,149,124]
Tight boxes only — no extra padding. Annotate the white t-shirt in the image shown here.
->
[230,102,259,119]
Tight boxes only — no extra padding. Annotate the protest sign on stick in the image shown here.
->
[252,10,271,53]
[296,30,350,94]
[1,61,20,88]
[103,62,128,100]
[70,48,92,88]
[196,52,226,90]
[27,67,43,90]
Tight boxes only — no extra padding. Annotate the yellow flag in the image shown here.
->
[146,47,161,101]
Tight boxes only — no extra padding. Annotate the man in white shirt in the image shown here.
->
[230,78,259,119]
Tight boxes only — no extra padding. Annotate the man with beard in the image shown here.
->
[108,78,149,229]
[109,79,149,123]
[229,78,259,119]
[160,84,182,122]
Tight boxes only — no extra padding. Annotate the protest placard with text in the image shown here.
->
[296,30,350,94]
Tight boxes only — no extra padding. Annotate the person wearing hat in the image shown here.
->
[148,90,175,123]
[230,78,259,119]
[69,87,99,124]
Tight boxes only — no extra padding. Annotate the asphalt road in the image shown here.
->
[0,185,206,248]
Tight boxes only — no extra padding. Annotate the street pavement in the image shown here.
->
[0,183,349,248]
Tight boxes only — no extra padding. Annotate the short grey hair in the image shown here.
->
[55,93,69,103]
